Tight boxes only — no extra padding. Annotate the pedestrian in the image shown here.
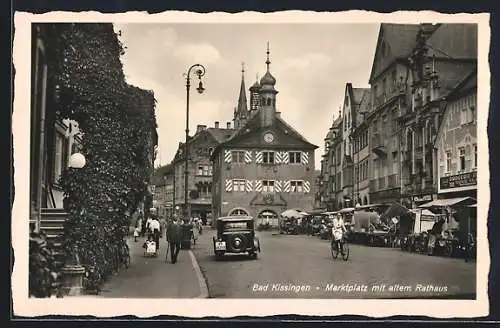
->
[149,215,161,252]
[166,217,182,263]
[133,226,140,242]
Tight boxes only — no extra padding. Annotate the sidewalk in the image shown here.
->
[97,237,206,298]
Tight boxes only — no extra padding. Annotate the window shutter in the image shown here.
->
[283,180,291,192]
[255,151,263,163]
[224,150,232,163]
[225,179,233,191]
[303,181,311,193]
[275,181,282,192]
[254,180,263,192]
[275,152,282,164]
[282,151,289,164]
[301,152,309,165]
[245,180,253,192]
[244,150,252,163]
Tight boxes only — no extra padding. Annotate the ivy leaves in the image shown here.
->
[46,23,158,293]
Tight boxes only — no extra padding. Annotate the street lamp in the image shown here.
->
[183,64,206,220]
[61,151,87,296]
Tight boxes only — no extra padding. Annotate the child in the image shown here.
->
[133,226,140,242]
[143,235,157,256]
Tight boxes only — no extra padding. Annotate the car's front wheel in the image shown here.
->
[249,252,258,259]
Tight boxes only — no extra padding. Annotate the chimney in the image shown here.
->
[196,125,206,134]
[276,111,281,119]
[215,121,219,129]
[227,122,231,129]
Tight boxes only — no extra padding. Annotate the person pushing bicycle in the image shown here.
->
[331,213,347,254]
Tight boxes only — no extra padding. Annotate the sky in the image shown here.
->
[113,23,380,170]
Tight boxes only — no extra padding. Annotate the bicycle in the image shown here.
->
[331,230,350,261]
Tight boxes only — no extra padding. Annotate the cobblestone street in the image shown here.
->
[193,228,476,299]
[98,237,204,298]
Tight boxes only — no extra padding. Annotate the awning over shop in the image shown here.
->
[419,197,476,208]
[382,202,411,219]
[339,207,355,213]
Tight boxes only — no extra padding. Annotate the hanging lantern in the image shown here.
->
[69,152,86,169]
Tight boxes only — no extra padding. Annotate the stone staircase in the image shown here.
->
[40,208,67,270]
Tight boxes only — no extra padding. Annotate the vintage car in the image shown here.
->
[213,216,261,260]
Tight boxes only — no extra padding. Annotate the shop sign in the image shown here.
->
[413,194,433,202]
[370,188,400,201]
[440,171,477,190]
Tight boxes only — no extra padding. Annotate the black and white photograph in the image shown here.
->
[12,11,489,318]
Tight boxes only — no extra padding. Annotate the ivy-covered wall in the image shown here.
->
[34,23,158,294]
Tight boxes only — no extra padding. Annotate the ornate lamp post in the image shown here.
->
[60,151,87,297]
[183,64,206,220]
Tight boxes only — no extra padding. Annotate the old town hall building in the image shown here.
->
[211,46,318,226]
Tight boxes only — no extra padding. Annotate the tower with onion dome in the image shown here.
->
[258,42,278,128]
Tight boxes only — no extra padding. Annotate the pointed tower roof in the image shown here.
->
[236,62,248,116]
[260,42,277,87]
[250,73,261,91]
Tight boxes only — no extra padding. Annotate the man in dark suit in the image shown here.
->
[166,218,182,263]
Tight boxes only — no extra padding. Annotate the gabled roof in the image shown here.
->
[172,127,234,163]
[151,164,174,185]
[206,127,236,143]
[369,23,423,83]
[211,110,318,160]
[435,68,477,150]
[426,24,477,60]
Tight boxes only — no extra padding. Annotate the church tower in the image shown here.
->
[259,42,278,128]
[233,63,249,130]
[249,73,261,117]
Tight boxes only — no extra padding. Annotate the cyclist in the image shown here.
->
[331,213,347,254]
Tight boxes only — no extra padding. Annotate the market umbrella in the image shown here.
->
[381,202,411,220]
[281,209,304,219]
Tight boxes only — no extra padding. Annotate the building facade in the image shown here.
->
[30,24,84,231]
[399,23,477,208]
[151,164,175,218]
[319,112,343,211]
[435,71,477,200]
[319,23,477,211]
[352,87,371,206]
[365,23,420,205]
[211,47,318,226]
[171,123,234,220]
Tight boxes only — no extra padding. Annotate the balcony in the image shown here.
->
[387,174,399,188]
[371,134,387,158]
[373,82,406,109]
[378,176,386,190]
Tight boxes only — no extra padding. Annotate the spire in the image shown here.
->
[260,42,276,87]
[236,62,248,117]
[266,41,271,72]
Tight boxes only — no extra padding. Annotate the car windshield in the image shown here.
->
[223,221,252,230]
